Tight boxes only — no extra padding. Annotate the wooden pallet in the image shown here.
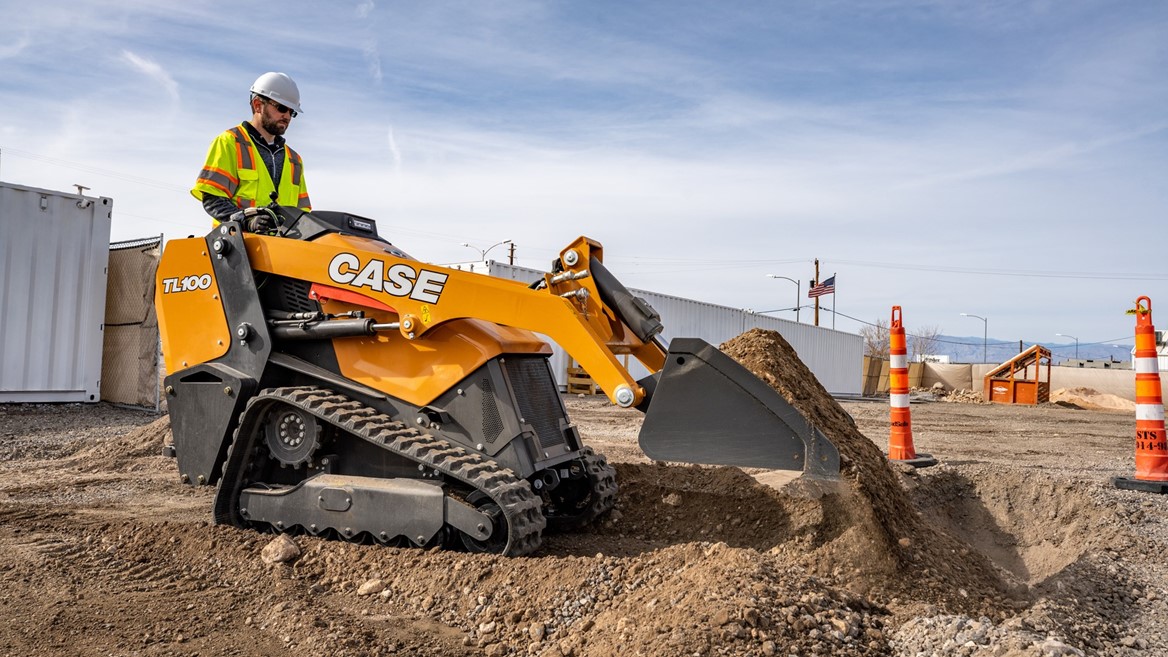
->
[566,366,600,395]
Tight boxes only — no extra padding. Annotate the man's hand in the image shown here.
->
[229,207,274,233]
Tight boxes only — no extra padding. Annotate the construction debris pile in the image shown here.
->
[927,384,985,403]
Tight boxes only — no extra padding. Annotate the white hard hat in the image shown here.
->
[250,72,302,114]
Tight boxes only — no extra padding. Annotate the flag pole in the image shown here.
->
[832,272,837,330]
[813,259,820,327]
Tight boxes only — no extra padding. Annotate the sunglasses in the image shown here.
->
[263,98,298,118]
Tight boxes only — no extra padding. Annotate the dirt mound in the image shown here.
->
[67,415,171,472]
[0,403,160,461]
[1050,387,1135,413]
[719,328,1013,613]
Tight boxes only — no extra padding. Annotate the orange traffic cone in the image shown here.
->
[888,306,936,468]
[1114,296,1168,492]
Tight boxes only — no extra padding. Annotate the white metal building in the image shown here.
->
[1,182,113,402]
[1144,330,1168,372]
[447,260,863,395]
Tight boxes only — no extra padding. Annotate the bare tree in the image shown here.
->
[859,319,890,358]
[908,325,943,362]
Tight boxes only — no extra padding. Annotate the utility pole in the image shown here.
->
[508,242,515,265]
[813,258,820,327]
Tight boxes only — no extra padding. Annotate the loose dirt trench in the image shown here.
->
[2,328,1167,656]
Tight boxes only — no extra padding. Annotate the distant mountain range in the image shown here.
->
[920,335,1132,365]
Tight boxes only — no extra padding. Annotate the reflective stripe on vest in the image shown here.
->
[196,167,238,197]
[288,147,303,186]
[227,126,255,170]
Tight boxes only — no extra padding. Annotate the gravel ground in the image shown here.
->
[1,339,1166,656]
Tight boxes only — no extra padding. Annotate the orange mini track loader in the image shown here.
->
[156,205,839,555]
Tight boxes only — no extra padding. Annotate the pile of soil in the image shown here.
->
[719,329,1015,613]
[67,415,172,471]
[1051,387,1135,413]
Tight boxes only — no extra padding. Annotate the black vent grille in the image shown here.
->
[280,279,318,314]
[505,357,567,451]
[481,378,503,443]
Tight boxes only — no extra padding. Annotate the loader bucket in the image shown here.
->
[637,338,840,478]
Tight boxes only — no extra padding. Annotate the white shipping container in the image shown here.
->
[446,261,863,395]
[0,182,113,402]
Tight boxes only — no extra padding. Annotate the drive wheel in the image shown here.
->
[264,405,322,467]
[545,449,617,532]
[460,491,508,554]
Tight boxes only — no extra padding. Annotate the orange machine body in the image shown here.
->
[156,231,664,408]
[156,238,232,371]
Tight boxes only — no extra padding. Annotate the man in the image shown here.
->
[191,72,312,232]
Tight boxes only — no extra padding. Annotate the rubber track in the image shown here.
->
[213,386,546,556]
[548,447,618,532]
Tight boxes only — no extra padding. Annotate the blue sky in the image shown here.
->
[1,1,1165,352]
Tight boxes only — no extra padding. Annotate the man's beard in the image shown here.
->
[261,115,287,136]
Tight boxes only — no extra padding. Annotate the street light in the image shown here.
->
[960,313,988,363]
[461,240,512,262]
[765,274,800,323]
[1055,333,1079,360]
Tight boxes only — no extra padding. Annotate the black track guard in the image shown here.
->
[637,338,840,478]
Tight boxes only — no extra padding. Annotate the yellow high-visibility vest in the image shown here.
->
[191,123,311,218]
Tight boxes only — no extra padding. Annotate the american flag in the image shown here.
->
[807,275,835,298]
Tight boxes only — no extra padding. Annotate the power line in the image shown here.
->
[827,257,1167,281]
[1,146,189,193]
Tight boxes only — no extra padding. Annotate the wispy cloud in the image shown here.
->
[363,42,383,82]
[0,30,31,59]
[894,121,1168,190]
[385,125,402,171]
[120,50,179,102]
